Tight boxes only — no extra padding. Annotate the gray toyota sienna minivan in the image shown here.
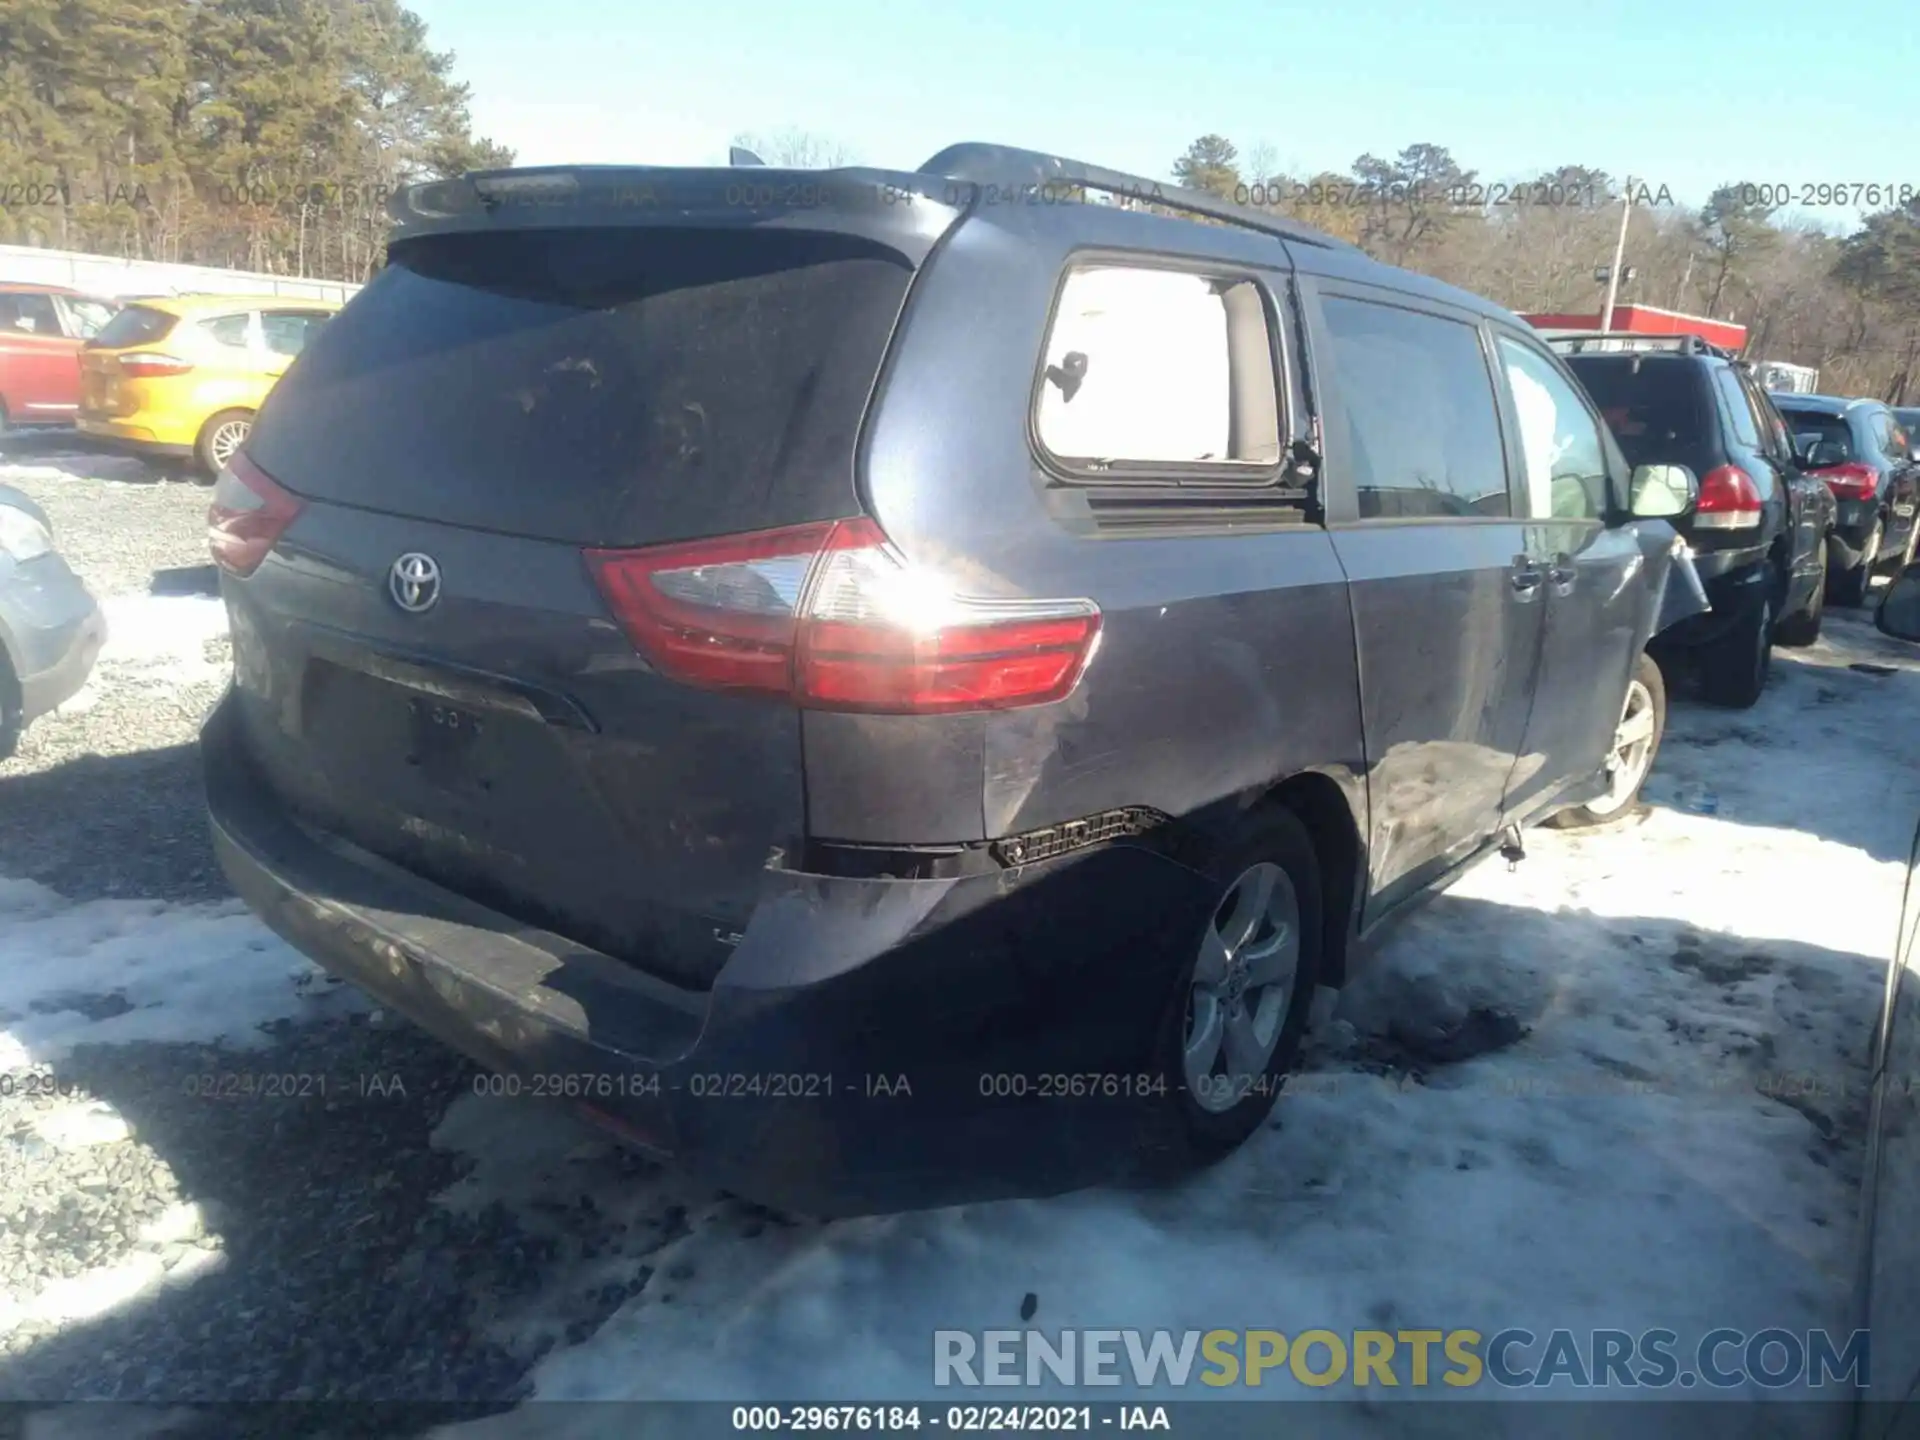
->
[202,144,1698,1215]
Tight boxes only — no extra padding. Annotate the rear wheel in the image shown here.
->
[1832,518,1881,608]
[1138,805,1323,1170]
[1697,588,1773,709]
[0,651,22,762]
[195,409,252,481]
[1546,652,1666,829]
[1774,539,1827,648]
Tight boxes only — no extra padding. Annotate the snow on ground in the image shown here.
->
[0,555,331,1350]
[427,613,1914,1440]
[0,450,161,491]
[0,577,313,1069]
[55,593,231,716]
[0,875,324,1072]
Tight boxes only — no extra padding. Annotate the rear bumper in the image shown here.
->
[201,692,1215,1216]
[1,555,105,722]
[1648,560,1768,651]
[1830,498,1914,571]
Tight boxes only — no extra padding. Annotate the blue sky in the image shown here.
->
[411,0,1917,224]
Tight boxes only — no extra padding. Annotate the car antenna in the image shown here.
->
[729,146,766,167]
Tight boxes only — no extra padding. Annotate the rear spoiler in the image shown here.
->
[1548,331,1741,362]
[387,139,1369,255]
[385,165,967,257]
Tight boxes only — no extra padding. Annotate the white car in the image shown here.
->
[0,485,106,758]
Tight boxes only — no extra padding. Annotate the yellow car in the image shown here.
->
[77,294,340,477]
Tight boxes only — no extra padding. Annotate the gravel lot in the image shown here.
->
[0,440,230,905]
[0,440,675,1435]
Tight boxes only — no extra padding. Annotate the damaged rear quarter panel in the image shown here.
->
[1647,527,1711,639]
[835,199,1369,853]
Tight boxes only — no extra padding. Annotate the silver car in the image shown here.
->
[0,483,105,758]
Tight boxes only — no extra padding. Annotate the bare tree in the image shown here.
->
[729,127,860,169]
[1240,141,1280,190]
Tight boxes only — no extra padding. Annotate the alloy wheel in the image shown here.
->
[207,417,250,472]
[1183,862,1301,1114]
[1585,677,1658,818]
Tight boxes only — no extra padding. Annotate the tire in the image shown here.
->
[1137,805,1324,1171]
[1697,587,1774,709]
[0,651,22,762]
[194,409,253,481]
[1774,539,1827,648]
[1831,518,1881,608]
[1546,652,1667,830]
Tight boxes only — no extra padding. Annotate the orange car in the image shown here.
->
[77,294,339,476]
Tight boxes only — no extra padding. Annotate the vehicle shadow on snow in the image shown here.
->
[150,565,220,599]
[406,891,1884,1438]
[0,741,226,904]
[0,1008,538,1432]
[0,881,1886,1439]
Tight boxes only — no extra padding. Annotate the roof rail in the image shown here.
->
[1545,331,1737,361]
[916,142,1360,252]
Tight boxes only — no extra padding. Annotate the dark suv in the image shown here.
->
[1558,337,1834,706]
[1772,394,1920,606]
[202,145,1699,1215]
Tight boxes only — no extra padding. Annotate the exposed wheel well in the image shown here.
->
[1768,534,1795,602]
[1266,771,1363,988]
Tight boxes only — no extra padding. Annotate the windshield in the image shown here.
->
[1562,355,1714,467]
[247,227,915,546]
[62,296,118,338]
[89,303,177,349]
[1777,409,1854,460]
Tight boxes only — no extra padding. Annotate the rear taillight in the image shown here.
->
[585,518,1102,714]
[1813,461,1880,503]
[115,353,194,379]
[1694,465,1763,529]
[208,451,303,577]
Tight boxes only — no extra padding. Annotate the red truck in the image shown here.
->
[0,283,121,436]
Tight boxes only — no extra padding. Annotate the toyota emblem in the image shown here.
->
[388,552,442,613]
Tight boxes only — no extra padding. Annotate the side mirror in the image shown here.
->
[1877,561,1920,642]
[1627,463,1697,519]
